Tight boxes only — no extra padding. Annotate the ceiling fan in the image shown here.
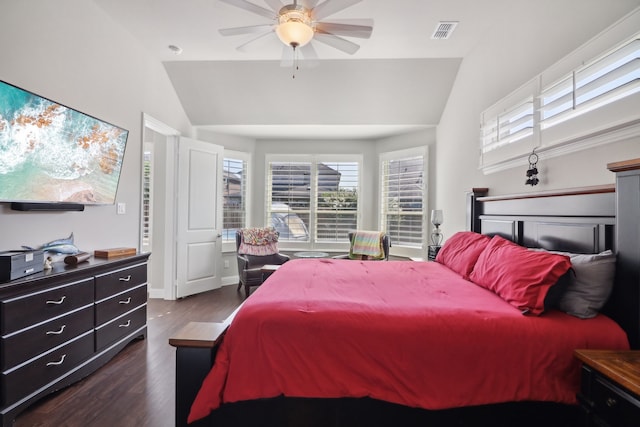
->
[218,0,374,69]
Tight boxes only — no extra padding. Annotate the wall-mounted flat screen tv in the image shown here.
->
[0,80,128,205]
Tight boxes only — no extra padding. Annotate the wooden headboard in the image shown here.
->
[468,185,615,253]
[467,172,640,349]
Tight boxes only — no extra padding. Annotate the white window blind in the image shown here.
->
[266,158,361,244]
[142,150,152,246]
[222,157,246,241]
[380,154,425,248]
[541,37,640,129]
[480,26,640,173]
[481,98,534,153]
[266,161,312,242]
[540,76,573,123]
[315,161,359,242]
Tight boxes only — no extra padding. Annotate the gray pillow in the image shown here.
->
[553,250,616,318]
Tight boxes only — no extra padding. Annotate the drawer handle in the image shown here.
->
[606,397,617,407]
[46,296,66,305]
[119,297,132,305]
[119,275,132,282]
[46,325,66,335]
[46,354,66,367]
[119,320,131,328]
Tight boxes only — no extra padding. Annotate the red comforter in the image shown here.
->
[189,259,629,423]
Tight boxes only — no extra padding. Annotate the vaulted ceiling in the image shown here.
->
[92,0,521,139]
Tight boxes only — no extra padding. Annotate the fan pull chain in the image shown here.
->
[292,44,299,79]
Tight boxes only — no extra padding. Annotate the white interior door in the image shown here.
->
[176,137,223,298]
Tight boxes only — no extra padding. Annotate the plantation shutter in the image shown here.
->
[222,157,246,241]
[380,155,425,248]
[481,98,534,154]
[266,161,312,242]
[315,161,359,242]
[541,37,640,129]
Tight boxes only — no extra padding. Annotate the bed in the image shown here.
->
[173,159,640,427]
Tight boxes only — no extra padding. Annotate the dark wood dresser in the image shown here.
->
[0,253,150,427]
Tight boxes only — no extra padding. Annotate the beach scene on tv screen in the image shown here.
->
[0,82,127,204]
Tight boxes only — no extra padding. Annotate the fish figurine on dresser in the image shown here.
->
[23,232,80,255]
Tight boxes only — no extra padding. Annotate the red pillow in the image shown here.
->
[435,231,491,279]
[469,236,571,315]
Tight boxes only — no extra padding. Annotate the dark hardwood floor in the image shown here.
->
[14,284,244,427]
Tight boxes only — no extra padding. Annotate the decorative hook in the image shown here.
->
[525,150,539,186]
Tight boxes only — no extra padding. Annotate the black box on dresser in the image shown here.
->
[0,250,44,282]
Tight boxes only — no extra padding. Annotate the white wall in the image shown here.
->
[436,0,640,235]
[0,0,191,255]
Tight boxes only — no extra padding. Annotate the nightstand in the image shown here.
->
[427,245,441,261]
[574,349,640,427]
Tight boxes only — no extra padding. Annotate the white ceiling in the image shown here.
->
[93,0,514,139]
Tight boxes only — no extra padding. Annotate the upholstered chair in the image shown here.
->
[236,227,290,298]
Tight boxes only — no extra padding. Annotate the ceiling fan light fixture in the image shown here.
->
[275,5,314,47]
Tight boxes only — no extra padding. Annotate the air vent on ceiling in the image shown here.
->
[431,21,458,40]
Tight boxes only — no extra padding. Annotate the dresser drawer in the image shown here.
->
[95,304,146,351]
[95,284,147,327]
[1,305,94,371]
[0,278,94,335]
[95,263,147,301]
[590,376,640,427]
[2,330,94,406]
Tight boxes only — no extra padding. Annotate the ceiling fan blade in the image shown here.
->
[313,32,360,54]
[315,20,373,39]
[299,0,321,8]
[236,30,276,52]
[263,0,284,12]
[219,0,276,19]
[317,18,373,26]
[312,0,363,21]
[300,43,320,67]
[219,24,275,36]
[281,45,294,68]
[280,44,320,69]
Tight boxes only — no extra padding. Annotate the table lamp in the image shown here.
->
[430,209,444,246]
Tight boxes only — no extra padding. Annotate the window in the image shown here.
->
[141,147,153,247]
[541,37,640,129]
[267,160,312,242]
[481,98,534,153]
[266,156,361,244]
[479,29,640,173]
[222,155,248,241]
[380,149,426,250]
[316,161,359,242]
